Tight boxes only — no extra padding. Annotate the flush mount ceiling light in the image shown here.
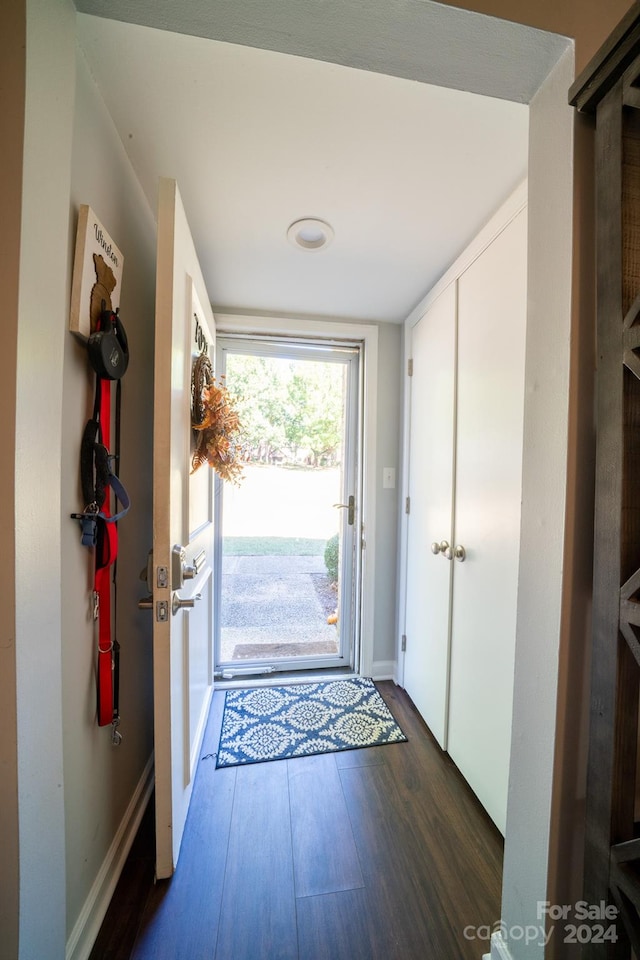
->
[287,217,334,251]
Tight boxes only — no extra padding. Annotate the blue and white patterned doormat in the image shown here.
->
[215,677,407,768]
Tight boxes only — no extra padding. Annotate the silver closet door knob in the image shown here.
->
[431,540,450,556]
[453,545,466,562]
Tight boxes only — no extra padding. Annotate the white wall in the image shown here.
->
[15,1,76,956]
[495,46,575,960]
[62,45,157,953]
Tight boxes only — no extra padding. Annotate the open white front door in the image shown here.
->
[153,178,215,878]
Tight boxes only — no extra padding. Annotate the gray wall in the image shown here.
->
[1,3,159,953]
[62,45,157,943]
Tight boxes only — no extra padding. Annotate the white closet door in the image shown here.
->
[404,284,456,749]
[447,208,527,834]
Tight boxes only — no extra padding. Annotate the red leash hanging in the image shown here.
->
[95,376,115,728]
[71,308,130,741]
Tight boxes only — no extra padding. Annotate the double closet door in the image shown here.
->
[404,205,527,835]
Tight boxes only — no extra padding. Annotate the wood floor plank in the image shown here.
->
[201,689,227,759]
[339,760,462,958]
[296,888,384,960]
[288,753,363,898]
[333,744,387,769]
[214,760,297,960]
[131,763,236,959]
[374,681,503,950]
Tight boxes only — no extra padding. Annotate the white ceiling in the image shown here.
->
[75,9,553,323]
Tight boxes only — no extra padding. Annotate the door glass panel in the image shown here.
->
[214,339,360,677]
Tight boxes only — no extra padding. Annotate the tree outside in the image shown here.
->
[225,353,345,468]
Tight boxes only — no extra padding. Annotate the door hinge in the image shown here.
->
[407,358,413,377]
[401,634,407,652]
[405,496,411,515]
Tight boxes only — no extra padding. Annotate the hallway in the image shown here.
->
[90,683,503,959]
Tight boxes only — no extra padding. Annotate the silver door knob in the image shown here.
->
[172,592,202,615]
[431,540,450,555]
[445,544,466,562]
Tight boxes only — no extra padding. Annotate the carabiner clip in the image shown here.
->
[111,716,123,747]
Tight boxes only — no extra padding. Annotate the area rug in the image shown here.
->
[215,677,407,768]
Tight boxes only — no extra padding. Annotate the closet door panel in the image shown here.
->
[447,208,527,833]
[404,284,456,748]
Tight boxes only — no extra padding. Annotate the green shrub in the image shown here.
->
[324,533,339,583]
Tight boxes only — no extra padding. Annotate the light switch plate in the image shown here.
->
[383,467,396,489]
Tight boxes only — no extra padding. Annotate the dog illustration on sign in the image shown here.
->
[90,253,117,331]
[69,206,124,339]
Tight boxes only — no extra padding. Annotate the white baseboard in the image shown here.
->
[66,753,155,960]
[371,659,397,681]
[487,931,514,960]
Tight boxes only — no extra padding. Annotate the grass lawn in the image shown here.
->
[223,536,326,556]
[222,464,340,539]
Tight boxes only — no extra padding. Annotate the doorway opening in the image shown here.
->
[213,336,362,679]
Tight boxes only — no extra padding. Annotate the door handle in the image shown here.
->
[333,495,355,525]
[444,544,466,562]
[431,540,450,556]
[172,592,202,616]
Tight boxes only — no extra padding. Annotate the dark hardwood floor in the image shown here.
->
[90,682,503,960]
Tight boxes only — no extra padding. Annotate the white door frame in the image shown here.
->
[213,335,362,675]
[215,313,378,679]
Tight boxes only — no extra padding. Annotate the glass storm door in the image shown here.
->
[213,337,361,678]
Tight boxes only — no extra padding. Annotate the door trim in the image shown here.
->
[213,335,361,675]
[215,313,379,678]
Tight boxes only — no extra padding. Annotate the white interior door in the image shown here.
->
[447,208,527,833]
[403,284,457,749]
[153,178,216,878]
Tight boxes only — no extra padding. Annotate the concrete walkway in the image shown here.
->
[220,553,338,662]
